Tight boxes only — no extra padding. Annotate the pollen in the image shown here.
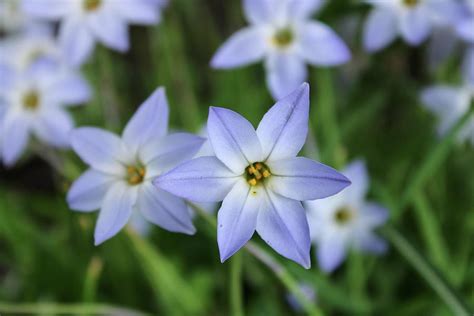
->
[126,164,146,185]
[272,28,294,47]
[83,0,102,11]
[402,0,419,7]
[246,162,271,186]
[22,90,40,111]
[334,207,353,225]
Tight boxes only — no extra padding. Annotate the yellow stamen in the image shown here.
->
[126,164,146,185]
[245,162,271,186]
[22,90,40,110]
[83,0,101,11]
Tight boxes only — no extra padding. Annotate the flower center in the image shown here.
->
[402,0,419,7]
[245,162,271,186]
[22,90,40,111]
[126,164,146,185]
[83,0,102,12]
[334,207,353,225]
[273,28,294,47]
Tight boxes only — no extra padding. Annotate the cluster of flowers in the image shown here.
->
[0,0,471,271]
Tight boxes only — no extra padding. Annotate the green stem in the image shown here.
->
[82,256,103,303]
[382,226,471,316]
[230,252,244,316]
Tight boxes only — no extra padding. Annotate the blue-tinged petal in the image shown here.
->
[71,127,129,175]
[208,107,263,174]
[317,232,346,272]
[354,231,387,254]
[210,27,266,69]
[88,11,129,52]
[360,202,389,227]
[288,0,325,18]
[21,0,70,19]
[123,87,169,153]
[256,189,311,268]
[137,182,196,234]
[268,157,350,201]
[256,83,309,161]
[94,182,137,245]
[243,0,274,24]
[463,46,474,85]
[218,179,262,262]
[33,109,73,147]
[154,156,239,202]
[265,53,307,100]
[363,7,398,52]
[140,133,205,177]
[67,169,117,212]
[0,64,17,92]
[114,0,159,25]
[48,72,91,106]
[2,113,30,167]
[299,21,351,66]
[59,17,96,66]
[456,18,474,43]
[342,160,368,204]
[399,7,431,45]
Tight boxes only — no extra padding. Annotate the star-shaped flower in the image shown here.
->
[305,160,389,273]
[0,64,91,166]
[363,0,461,52]
[155,83,350,268]
[68,87,205,245]
[22,0,167,66]
[210,0,350,99]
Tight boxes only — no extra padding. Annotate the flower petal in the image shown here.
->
[47,72,91,106]
[363,7,398,52]
[1,113,30,167]
[342,160,369,204]
[265,53,307,100]
[137,182,196,234]
[359,202,389,227]
[71,127,128,174]
[94,182,137,245]
[456,17,474,43]
[354,231,388,254]
[210,27,266,69]
[114,0,159,25]
[67,169,116,212]
[59,17,96,66]
[317,232,346,272]
[243,0,274,24]
[256,189,311,268]
[399,7,431,45]
[218,179,262,262]
[123,87,169,153]
[288,0,325,19]
[33,109,74,147]
[207,107,263,174]
[256,83,309,161]
[463,46,474,85]
[268,157,351,201]
[21,0,70,19]
[88,11,129,52]
[154,156,239,202]
[299,21,351,66]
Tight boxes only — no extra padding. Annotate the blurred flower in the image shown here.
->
[155,83,350,268]
[67,87,204,245]
[286,282,317,312]
[421,83,474,145]
[0,64,90,166]
[363,0,461,52]
[210,0,350,99]
[305,160,388,273]
[0,0,26,33]
[22,0,166,66]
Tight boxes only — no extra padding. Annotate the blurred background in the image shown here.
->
[0,0,473,315]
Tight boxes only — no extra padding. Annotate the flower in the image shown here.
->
[305,160,389,273]
[67,87,205,245]
[0,63,91,166]
[22,0,166,66]
[363,0,461,52]
[455,0,474,85]
[421,83,474,145]
[155,83,350,268]
[210,0,350,99]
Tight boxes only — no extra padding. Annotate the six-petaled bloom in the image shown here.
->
[155,83,351,268]
[210,0,350,99]
[305,160,389,273]
[67,87,205,245]
[22,0,167,66]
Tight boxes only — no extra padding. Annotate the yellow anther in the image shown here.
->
[22,90,40,110]
[262,170,271,178]
[83,0,101,11]
[248,178,257,186]
[245,162,271,186]
[126,164,146,185]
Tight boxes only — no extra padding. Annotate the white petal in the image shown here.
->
[317,232,347,273]
[342,160,369,204]
[399,6,431,45]
[243,0,274,25]
[33,109,74,147]
[87,11,129,52]
[363,7,398,52]
[266,53,307,100]
[59,17,96,67]
[1,113,30,167]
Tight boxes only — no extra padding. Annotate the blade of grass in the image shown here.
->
[230,252,244,316]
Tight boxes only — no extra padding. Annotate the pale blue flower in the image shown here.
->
[421,83,474,145]
[0,64,91,166]
[22,0,166,66]
[155,83,350,268]
[67,87,205,245]
[363,0,461,52]
[305,160,388,273]
[210,0,350,99]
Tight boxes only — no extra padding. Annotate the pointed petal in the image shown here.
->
[211,27,266,69]
[268,157,350,201]
[33,109,73,147]
[256,83,309,161]
[123,87,169,153]
[94,182,137,245]
[360,202,389,227]
[342,160,369,204]
[207,107,263,174]
[114,0,159,25]
[288,0,325,18]
[317,233,346,272]
[218,179,262,262]
[21,0,70,19]
[154,156,239,202]
[67,169,116,212]
[363,7,398,52]
[70,127,128,174]
[299,21,351,65]
[256,189,311,268]
[399,7,431,45]
[266,53,307,100]
[59,17,95,66]
[355,231,388,254]
[456,18,474,43]
[88,11,129,52]
[48,72,91,105]
[243,0,274,24]
[2,113,30,167]
[137,182,196,234]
